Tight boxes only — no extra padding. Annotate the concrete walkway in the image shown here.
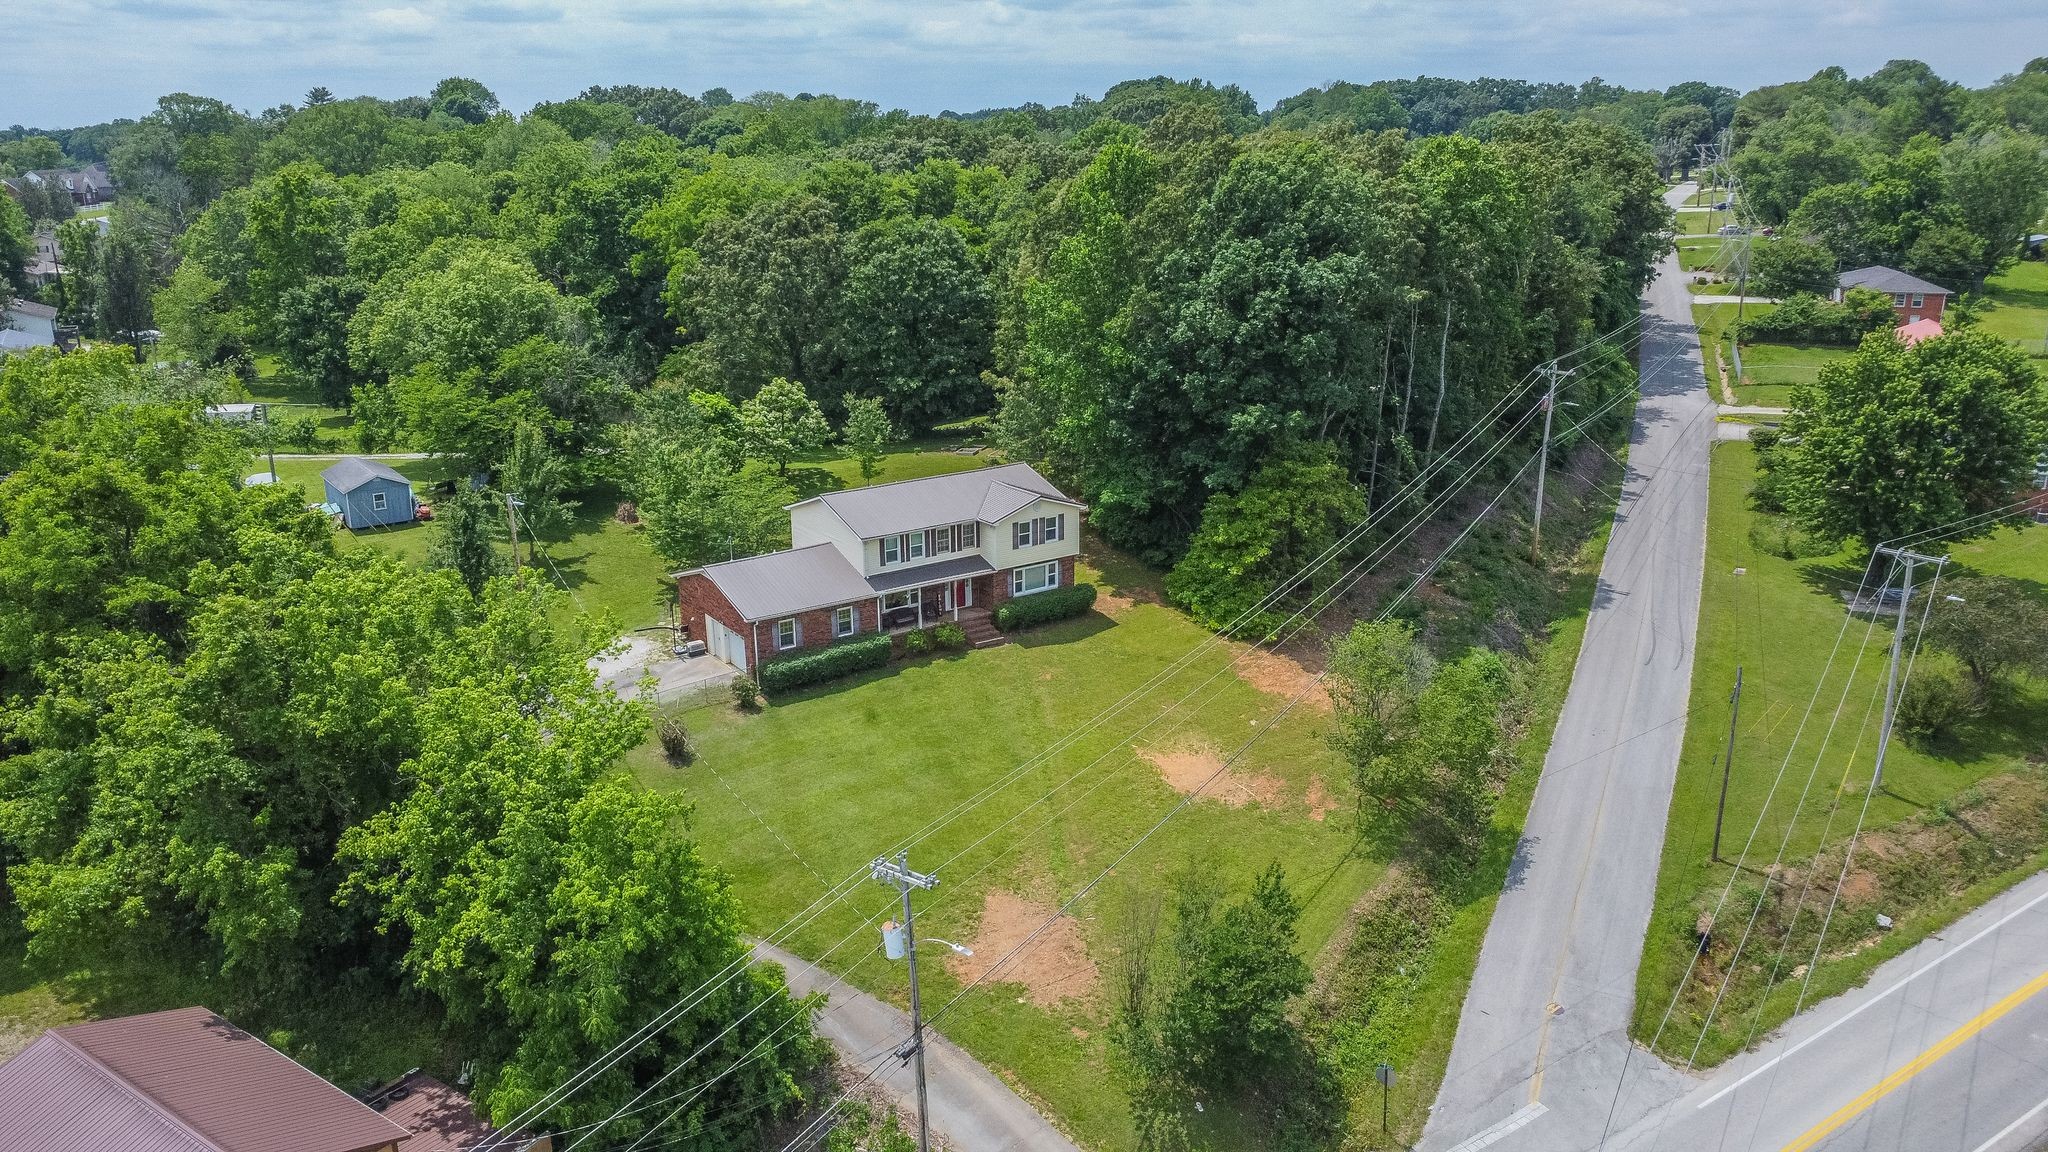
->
[1423,181,1713,1150]
[755,941,1083,1152]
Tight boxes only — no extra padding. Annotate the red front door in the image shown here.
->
[954,579,971,608]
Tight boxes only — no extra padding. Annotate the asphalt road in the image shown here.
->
[753,941,1083,1152]
[1606,868,2048,1152]
[1421,183,1715,1150]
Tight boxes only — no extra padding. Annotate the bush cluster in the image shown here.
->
[1733,287,1895,345]
[933,620,968,650]
[757,631,893,693]
[995,583,1097,630]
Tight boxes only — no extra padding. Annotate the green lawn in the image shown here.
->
[1673,208,1733,235]
[1634,442,2048,1065]
[244,356,358,452]
[643,557,1377,1150]
[1730,341,1853,408]
[1977,260,2048,357]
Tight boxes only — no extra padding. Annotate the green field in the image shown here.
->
[647,559,1375,1149]
[1634,442,2048,1066]
[1673,207,1733,235]
[1978,260,2048,357]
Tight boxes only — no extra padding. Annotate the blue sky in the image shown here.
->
[4,0,2042,128]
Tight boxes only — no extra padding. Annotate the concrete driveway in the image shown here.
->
[589,633,737,704]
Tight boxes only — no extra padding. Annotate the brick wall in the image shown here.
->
[678,573,884,675]
[989,557,1077,608]
[677,573,754,666]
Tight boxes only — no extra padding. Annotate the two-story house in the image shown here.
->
[674,462,1085,672]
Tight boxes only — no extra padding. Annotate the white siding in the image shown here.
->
[789,502,865,571]
[981,498,1082,573]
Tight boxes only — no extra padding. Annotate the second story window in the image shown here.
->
[1014,520,1033,548]
[1040,514,1064,543]
[1911,293,1925,308]
[907,531,926,560]
[931,527,951,556]
[961,521,978,547]
[881,536,900,565]
[1893,292,1907,306]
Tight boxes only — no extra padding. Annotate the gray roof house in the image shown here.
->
[675,462,1086,672]
[320,457,417,530]
[2,298,59,352]
[1834,266,1951,321]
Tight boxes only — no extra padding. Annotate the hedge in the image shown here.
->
[757,631,893,693]
[996,583,1098,631]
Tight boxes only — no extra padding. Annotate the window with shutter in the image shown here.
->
[1014,521,1032,548]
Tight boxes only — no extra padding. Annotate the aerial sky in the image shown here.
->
[4,0,2043,128]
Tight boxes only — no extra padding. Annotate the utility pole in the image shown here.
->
[1711,666,1742,863]
[1871,548,1946,790]
[1530,360,1572,561]
[873,853,939,1152]
[503,492,524,588]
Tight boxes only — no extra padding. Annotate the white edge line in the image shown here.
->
[1445,1102,1548,1152]
[1697,879,2048,1108]
[1970,1091,2048,1152]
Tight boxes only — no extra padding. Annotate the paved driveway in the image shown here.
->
[590,633,737,704]
[1422,183,1714,1150]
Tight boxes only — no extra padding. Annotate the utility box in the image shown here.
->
[882,920,906,960]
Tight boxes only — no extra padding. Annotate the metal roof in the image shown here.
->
[797,462,1081,539]
[1838,266,1949,296]
[320,456,409,493]
[7,298,59,320]
[694,543,877,621]
[364,1071,532,1152]
[866,553,994,593]
[0,1007,411,1152]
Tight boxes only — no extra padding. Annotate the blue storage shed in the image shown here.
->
[321,457,417,530]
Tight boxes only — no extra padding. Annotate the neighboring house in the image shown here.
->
[0,1006,412,1152]
[322,457,418,530]
[676,462,1085,672]
[3,298,59,350]
[1894,317,1943,346]
[362,1070,551,1152]
[26,227,62,287]
[1834,266,1950,323]
[25,163,115,206]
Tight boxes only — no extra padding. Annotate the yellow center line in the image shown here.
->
[1781,966,2048,1152]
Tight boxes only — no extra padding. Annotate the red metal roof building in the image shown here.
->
[0,1007,410,1152]
[363,1071,551,1152]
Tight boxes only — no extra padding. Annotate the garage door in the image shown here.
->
[704,616,746,672]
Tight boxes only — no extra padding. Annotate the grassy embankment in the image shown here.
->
[1633,441,2048,1066]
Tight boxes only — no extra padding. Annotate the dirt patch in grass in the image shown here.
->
[1094,589,1136,616]
[1228,642,1332,714]
[1307,775,1341,822]
[1138,737,1290,810]
[947,889,1100,1009]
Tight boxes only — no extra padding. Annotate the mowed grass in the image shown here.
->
[638,557,1378,1150]
[1634,442,2048,1063]
[1977,260,2048,356]
[1732,341,1853,408]
[1673,207,1733,235]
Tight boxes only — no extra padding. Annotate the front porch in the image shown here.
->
[877,573,994,634]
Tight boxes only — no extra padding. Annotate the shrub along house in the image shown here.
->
[675,462,1084,673]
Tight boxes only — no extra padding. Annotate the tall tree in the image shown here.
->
[839,392,891,485]
[1770,329,2048,544]
[739,376,829,475]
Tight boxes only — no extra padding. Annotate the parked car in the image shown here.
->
[1713,200,1731,210]
[1717,224,1748,237]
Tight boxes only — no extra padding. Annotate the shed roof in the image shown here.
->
[866,553,994,594]
[690,542,876,621]
[8,298,59,320]
[364,1071,532,1152]
[1838,266,1949,296]
[795,462,1081,539]
[321,456,409,493]
[1895,317,1944,346]
[0,1007,411,1152]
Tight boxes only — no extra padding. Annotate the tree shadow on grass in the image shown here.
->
[784,465,848,500]
[1007,611,1117,648]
